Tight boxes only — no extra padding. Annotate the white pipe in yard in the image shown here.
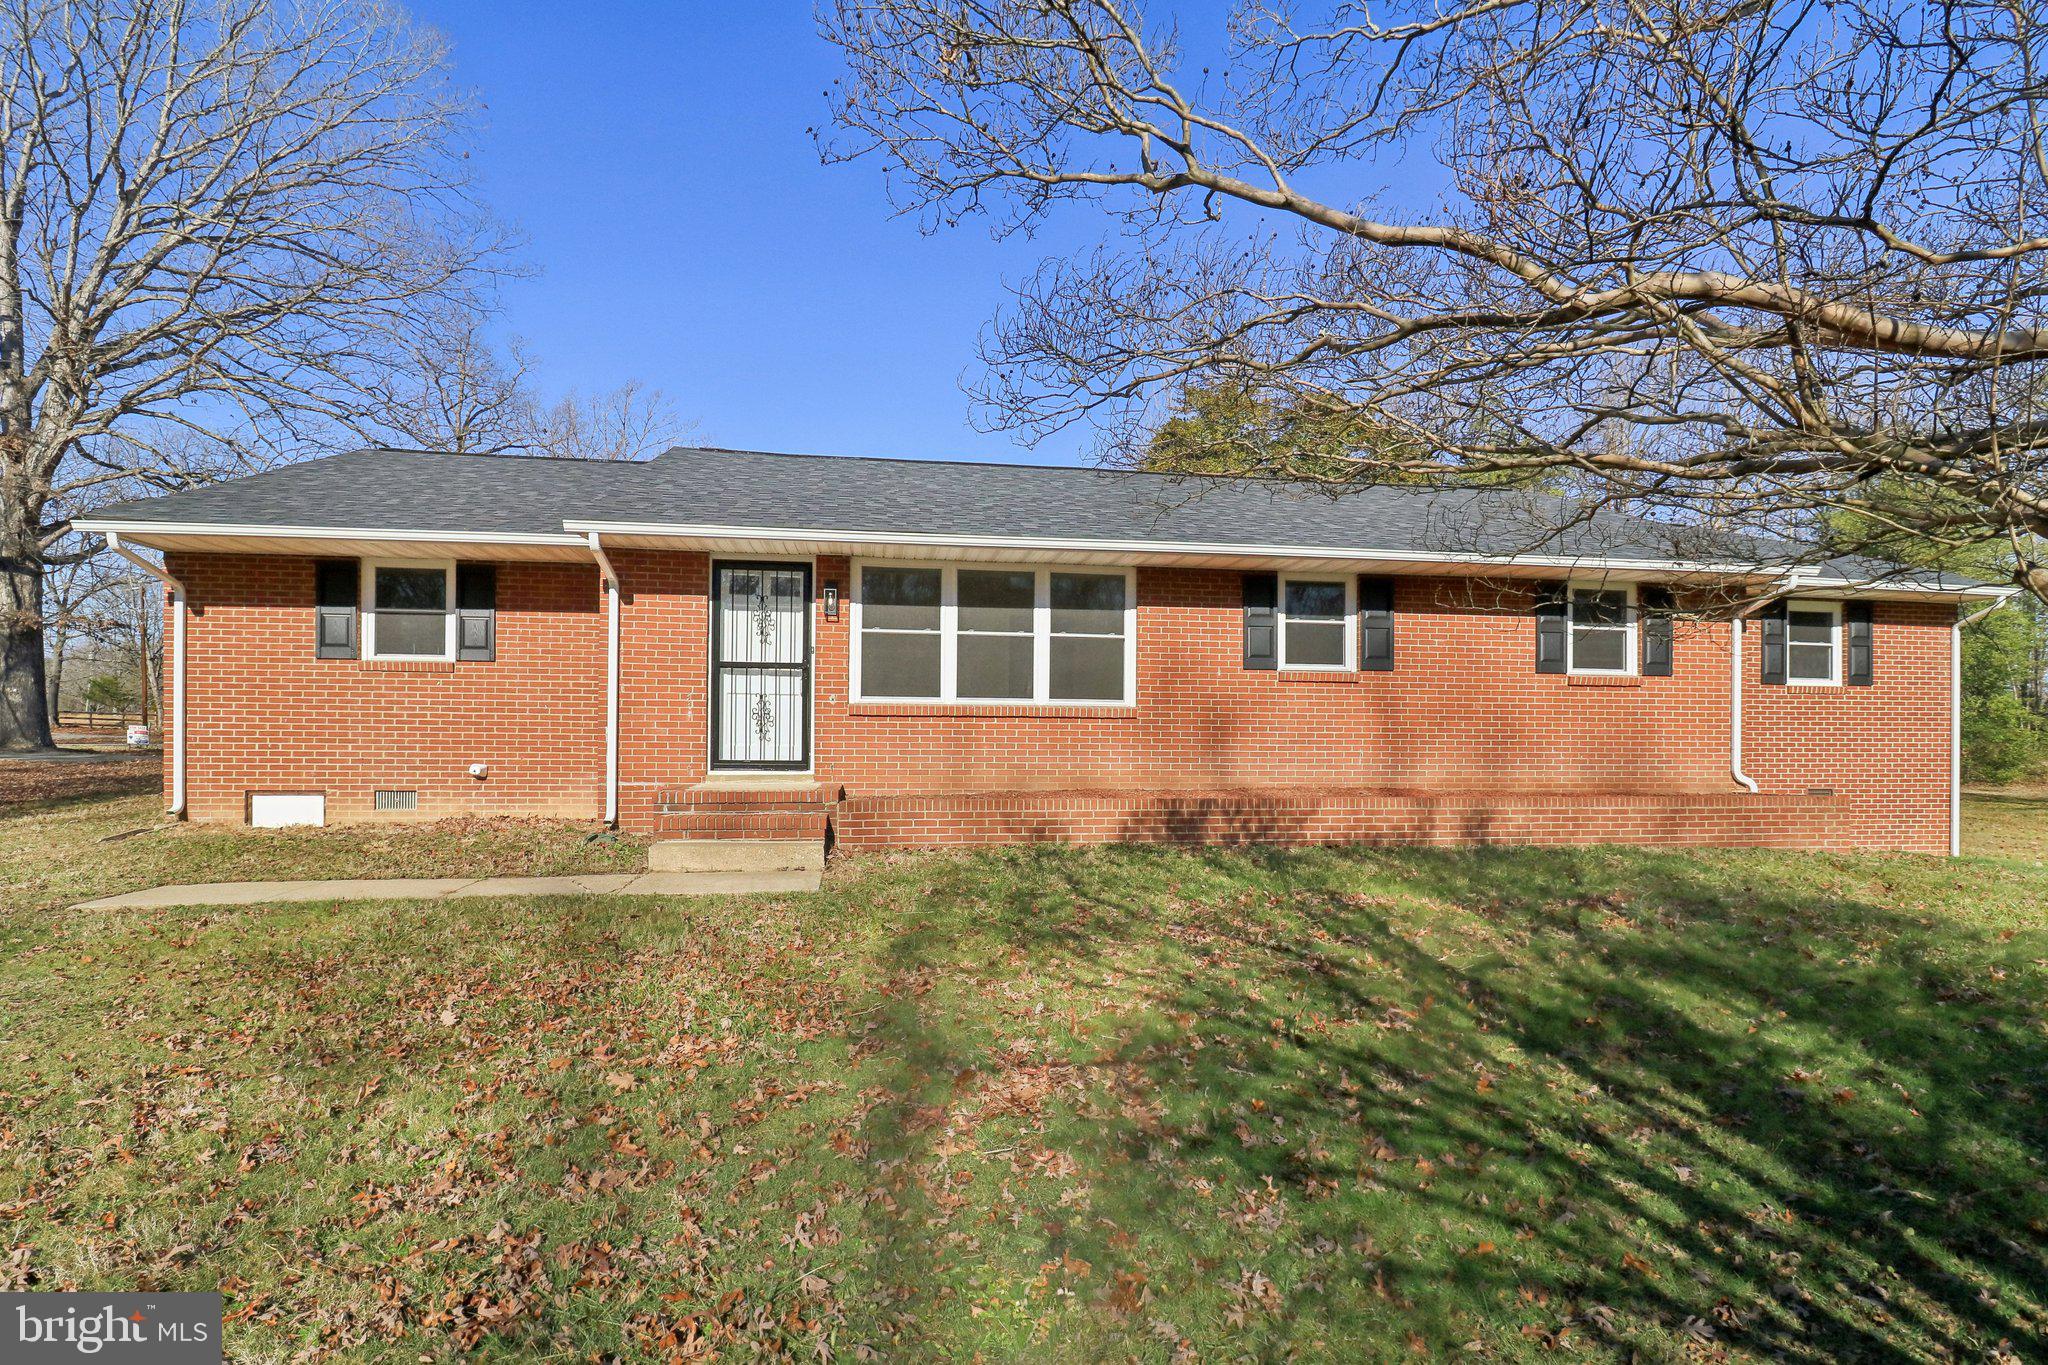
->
[588,532,621,828]
[103,532,186,818]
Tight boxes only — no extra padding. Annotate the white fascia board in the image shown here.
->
[74,515,2010,600]
[73,518,586,548]
[558,517,1767,575]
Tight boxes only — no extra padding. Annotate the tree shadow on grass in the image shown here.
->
[855,842,2048,1360]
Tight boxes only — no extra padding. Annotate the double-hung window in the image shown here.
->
[1049,572,1128,699]
[854,563,1134,704]
[957,569,1037,698]
[362,560,455,661]
[1278,576,1353,671]
[1567,583,1635,675]
[857,566,944,697]
[1786,600,1841,684]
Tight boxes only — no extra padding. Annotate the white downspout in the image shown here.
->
[1729,616,1759,794]
[103,532,186,818]
[1729,571,1809,795]
[1951,592,2017,856]
[587,532,621,828]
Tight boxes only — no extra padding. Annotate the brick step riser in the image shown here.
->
[655,812,830,841]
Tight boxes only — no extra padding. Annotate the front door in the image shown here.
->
[711,562,811,770]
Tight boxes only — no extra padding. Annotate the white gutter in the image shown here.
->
[103,532,186,818]
[73,518,586,548]
[587,532,621,828]
[1728,573,1810,795]
[1951,591,2021,856]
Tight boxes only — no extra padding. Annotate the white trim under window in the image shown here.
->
[1785,598,1843,686]
[1278,574,1356,672]
[851,560,1137,705]
[1567,580,1637,677]
[361,558,457,662]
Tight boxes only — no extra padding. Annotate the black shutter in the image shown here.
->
[1243,573,1278,670]
[1845,600,1874,686]
[1640,585,1674,677]
[1758,600,1788,685]
[1535,584,1569,673]
[314,559,358,659]
[1358,576,1395,671]
[456,563,496,662]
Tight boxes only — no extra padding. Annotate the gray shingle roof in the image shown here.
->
[84,445,1994,590]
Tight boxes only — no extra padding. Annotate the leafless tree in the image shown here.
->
[530,380,692,461]
[41,533,125,719]
[358,310,540,457]
[821,0,2048,598]
[0,0,512,748]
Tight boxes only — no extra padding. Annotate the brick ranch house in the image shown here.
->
[79,446,2010,856]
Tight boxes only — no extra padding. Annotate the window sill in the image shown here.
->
[1277,670,1369,684]
[356,658,457,674]
[850,702,1135,718]
[1566,674,1643,688]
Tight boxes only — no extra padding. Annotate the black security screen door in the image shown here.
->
[711,563,811,769]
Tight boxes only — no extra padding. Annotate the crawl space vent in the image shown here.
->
[373,789,419,813]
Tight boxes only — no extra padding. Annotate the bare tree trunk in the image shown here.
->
[45,622,64,719]
[0,532,52,749]
[136,584,158,730]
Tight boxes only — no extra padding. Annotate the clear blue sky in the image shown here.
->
[409,2,1150,467]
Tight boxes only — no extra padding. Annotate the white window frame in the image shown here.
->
[1784,598,1843,687]
[1567,580,1638,677]
[850,560,1137,706]
[361,558,457,662]
[1277,574,1357,672]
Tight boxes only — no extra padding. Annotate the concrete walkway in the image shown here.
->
[72,869,820,911]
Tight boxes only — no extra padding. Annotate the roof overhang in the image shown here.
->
[73,516,2012,602]
[561,519,2008,601]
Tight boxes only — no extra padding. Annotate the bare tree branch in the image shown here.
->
[820,0,2048,598]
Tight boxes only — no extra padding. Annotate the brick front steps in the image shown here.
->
[653,782,838,839]
[828,787,1872,851]
[648,781,837,873]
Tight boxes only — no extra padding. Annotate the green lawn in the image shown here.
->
[2,779,2045,1361]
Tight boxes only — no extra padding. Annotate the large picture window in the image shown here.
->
[362,560,455,660]
[854,562,1134,704]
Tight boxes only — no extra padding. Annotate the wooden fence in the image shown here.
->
[56,710,148,730]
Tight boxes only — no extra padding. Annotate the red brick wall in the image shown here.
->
[166,553,607,824]
[814,565,1747,792]
[1740,598,1955,852]
[612,548,712,829]
[165,550,1957,852]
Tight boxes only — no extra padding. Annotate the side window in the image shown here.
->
[363,562,454,661]
[1786,601,1841,684]
[1279,577,1350,670]
[1567,586,1635,675]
